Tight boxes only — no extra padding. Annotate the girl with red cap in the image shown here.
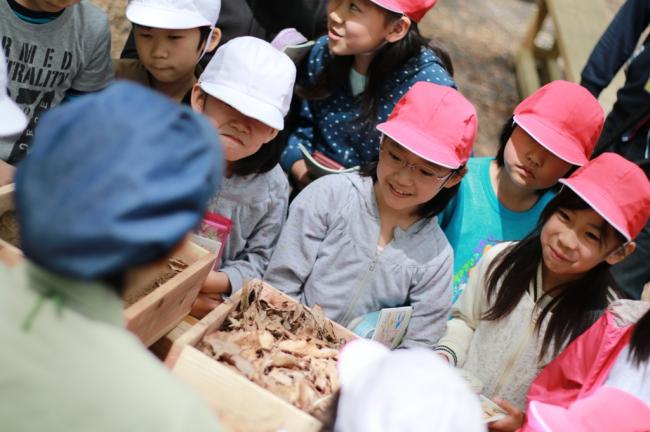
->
[439,80,604,304]
[266,82,477,349]
[435,153,650,431]
[280,0,455,189]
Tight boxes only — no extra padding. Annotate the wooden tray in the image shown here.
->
[124,240,217,347]
[166,280,357,432]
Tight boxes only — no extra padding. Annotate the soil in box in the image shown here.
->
[123,258,188,307]
[197,281,342,420]
[0,210,19,248]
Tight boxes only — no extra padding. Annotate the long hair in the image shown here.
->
[629,308,650,366]
[482,188,625,358]
[298,11,453,130]
[359,160,461,219]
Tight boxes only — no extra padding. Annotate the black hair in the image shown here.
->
[132,24,213,52]
[229,132,286,176]
[629,308,650,366]
[298,10,453,130]
[99,273,126,296]
[359,159,461,219]
[482,187,626,359]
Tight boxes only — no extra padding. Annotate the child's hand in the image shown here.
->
[202,271,232,295]
[488,398,524,432]
[190,293,223,319]
[0,160,15,186]
[291,160,312,188]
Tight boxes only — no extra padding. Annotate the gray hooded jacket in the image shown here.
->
[265,173,453,348]
[208,164,289,292]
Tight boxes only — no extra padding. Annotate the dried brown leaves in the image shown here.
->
[198,281,343,420]
[0,210,19,247]
[123,257,189,306]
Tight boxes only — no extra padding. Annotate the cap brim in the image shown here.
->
[126,4,211,29]
[377,121,464,169]
[337,340,389,390]
[199,82,284,130]
[559,177,631,241]
[0,98,28,137]
[368,0,405,14]
[514,114,589,166]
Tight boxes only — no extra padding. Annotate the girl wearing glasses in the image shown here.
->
[439,81,604,303]
[265,82,476,349]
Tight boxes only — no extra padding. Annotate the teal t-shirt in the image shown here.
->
[439,157,555,303]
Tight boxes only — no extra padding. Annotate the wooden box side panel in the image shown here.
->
[0,184,22,261]
[172,346,322,432]
[165,290,242,367]
[124,241,217,347]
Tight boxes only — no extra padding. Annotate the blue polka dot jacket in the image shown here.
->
[280,35,456,171]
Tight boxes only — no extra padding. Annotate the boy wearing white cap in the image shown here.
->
[0,49,27,185]
[0,0,113,165]
[115,0,222,103]
[189,37,297,317]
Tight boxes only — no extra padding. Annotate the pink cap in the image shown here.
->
[369,0,437,22]
[528,387,650,432]
[559,153,650,241]
[376,82,477,169]
[513,80,604,166]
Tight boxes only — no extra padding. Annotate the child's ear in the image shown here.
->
[264,128,280,144]
[442,166,467,189]
[605,241,637,266]
[190,84,207,113]
[206,27,222,53]
[385,16,411,44]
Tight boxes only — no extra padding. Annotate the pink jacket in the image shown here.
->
[520,300,650,431]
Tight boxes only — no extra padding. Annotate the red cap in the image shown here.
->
[369,0,437,22]
[527,387,650,432]
[559,153,650,241]
[376,82,477,169]
[513,80,604,166]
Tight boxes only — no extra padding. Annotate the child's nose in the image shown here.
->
[151,40,168,59]
[328,3,344,23]
[558,229,578,251]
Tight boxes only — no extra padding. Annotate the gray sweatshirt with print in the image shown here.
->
[208,165,289,293]
[264,173,453,349]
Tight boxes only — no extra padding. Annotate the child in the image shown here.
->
[327,339,485,432]
[435,153,650,418]
[115,0,222,103]
[281,0,454,187]
[0,82,224,431]
[265,82,477,349]
[189,37,296,318]
[0,48,26,185]
[0,0,114,164]
[516,300,650,432]
[439,80,604,302]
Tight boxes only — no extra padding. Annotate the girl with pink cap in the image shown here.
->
[435,153,650,431]
[280,0,455,189]
[439,80,604,303]
[266,82,477,349]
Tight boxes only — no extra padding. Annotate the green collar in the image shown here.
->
[24,263,123,327]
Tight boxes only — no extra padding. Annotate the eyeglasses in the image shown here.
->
[379,146,455,183]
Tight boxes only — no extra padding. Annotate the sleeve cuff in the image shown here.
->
[221,267,244,294]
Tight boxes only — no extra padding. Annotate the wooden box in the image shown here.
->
[166,280,358,432]
[123,240,217,347]
[0,184,22,266]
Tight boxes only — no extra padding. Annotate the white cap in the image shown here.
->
[335,340,486,432]
[198,37,296,130]
[0,49,27,137]
[126,0,221,29]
